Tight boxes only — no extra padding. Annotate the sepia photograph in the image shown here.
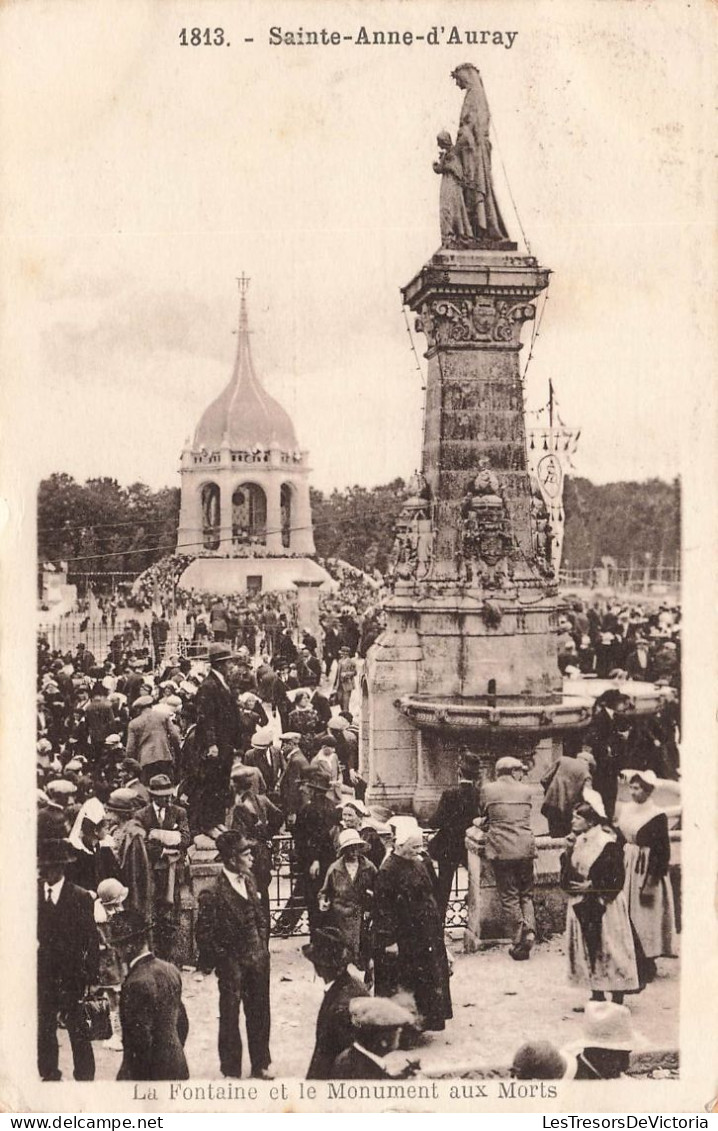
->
[0,0,715,1117]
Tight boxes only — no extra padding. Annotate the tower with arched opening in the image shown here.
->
[176,280,332,600]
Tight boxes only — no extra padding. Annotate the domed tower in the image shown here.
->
[176,278,331,596]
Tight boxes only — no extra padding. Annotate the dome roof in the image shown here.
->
[193,292,298,452]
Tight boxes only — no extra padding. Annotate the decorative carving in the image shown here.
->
[530,479,557,580]
[416,296,535,350]
[458,461,515,589]
[388,475,433,585]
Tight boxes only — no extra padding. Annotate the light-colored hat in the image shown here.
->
[104,733,123,747]
[349,996,414,1030]
[251,727,273,748]
[496,756,524,775]
[339,798,369,815]
[106,788,141,813]
[46,779,77,796]
[390,816,422,846]
[581,786,607,820]
[37,739,53,755]
[579,1001,642,1051]
[133,695,153,709]
[279,731,302,742]
[327,715,350,732]
[625,768,658,790]
[337,829,368,853]
[97,878,129,906]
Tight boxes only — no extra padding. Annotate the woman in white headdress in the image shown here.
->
[66,796,120,894]
[615,770,677,980]
[561,789,642,1005]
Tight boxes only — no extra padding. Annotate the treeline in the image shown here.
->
[38,473,680,578]
[38,474,181,576]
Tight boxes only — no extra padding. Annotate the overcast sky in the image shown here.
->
[1,0,713,495]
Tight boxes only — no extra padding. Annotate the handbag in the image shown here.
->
[78,991,113,1041]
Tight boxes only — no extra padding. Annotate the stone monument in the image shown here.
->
[362,66,591,820]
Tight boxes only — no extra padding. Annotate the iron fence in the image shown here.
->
[266,832,468,938]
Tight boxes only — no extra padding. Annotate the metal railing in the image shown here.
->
[266,832,468,937]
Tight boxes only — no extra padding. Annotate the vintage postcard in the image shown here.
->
[0,0,716,1117]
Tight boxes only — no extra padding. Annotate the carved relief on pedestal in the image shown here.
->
[530,480,557,581]
[457,460,516,589]
[389,472,433,585]
[415,296,535,351]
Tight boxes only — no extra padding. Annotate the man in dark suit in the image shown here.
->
[244,731,285,795]
[331,997,416,1079]
[309,687,333,730]
[135,775,190,960]
[303,926,368,1079]
[427,752,481,922]
[293,766,341,936]
[111,910,189,1081]
[37,839,100,1081]
[193,643,243,831]
[195,830,273,1080]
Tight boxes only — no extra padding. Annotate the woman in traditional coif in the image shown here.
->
[66,795,120,893]
[615,769,677,981]
[560,789,642,1006]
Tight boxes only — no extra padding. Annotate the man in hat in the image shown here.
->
[244,728,285,795]
[373,816,453,1032]
[39,779,77,839]
[587,689,631,820]
[227,764,283,920]
[480,757,537,960]
[333,647,357,714]
[134,775,189,960]
[84,681,116,764]
[303,925,369,1079]
[427,751,481,922]
[540,750,594,838]
[111,909,189,1081]
[331,996,416,1080]
[195,830,273,1080]
[125,696,180,785]
[193,642,243,832]
[105,788,154,924]
[293,765,341,935]
[37,838,100,1081]
[277,732,309,826]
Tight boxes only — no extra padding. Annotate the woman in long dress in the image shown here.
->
[616,769,676,980]
[319,829,377,972]
[561,790,642,1005]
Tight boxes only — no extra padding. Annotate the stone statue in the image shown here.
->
[450,64,509,243]
[433,131,473,247]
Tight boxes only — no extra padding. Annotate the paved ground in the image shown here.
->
[60,934,679,1081]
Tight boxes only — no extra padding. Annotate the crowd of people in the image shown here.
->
[557,598,680,689]
[36,591,680,1084]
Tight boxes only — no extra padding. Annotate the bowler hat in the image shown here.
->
[109,909,152,946]
[37,838,76,865]
[148,773,174,797]
[302,925,350,964]
[303,765,332,791]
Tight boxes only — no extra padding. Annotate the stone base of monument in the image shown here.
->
[464,830,569,953]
